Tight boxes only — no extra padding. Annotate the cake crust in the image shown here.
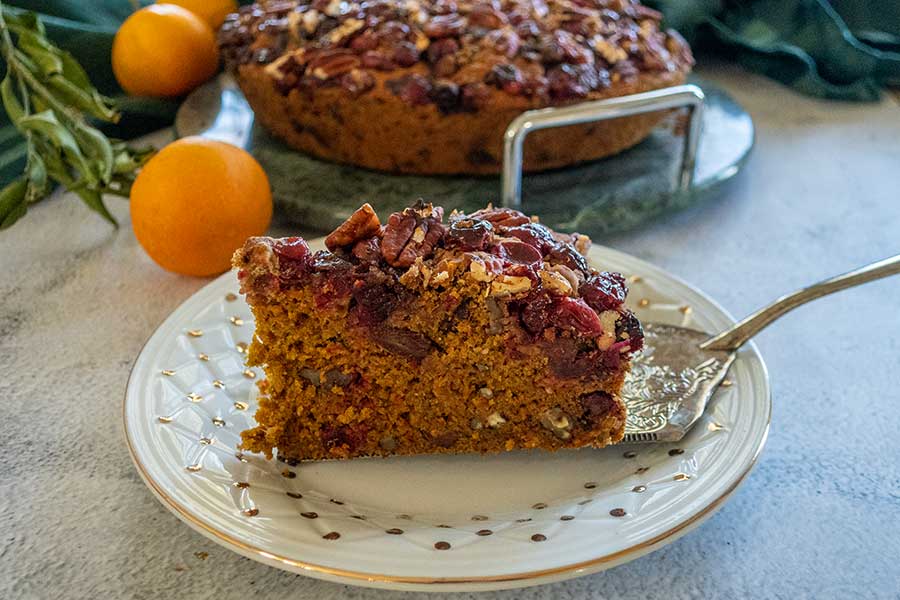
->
[233,201,643,461]
[219,0,693,175]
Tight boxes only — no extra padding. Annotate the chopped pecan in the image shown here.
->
[325,203,381,251]
[381,201,445,267]
[340,68,376,96]
[307,49,360,80]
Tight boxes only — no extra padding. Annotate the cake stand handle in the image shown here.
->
[701,254,900,352]
[500,84,705,209]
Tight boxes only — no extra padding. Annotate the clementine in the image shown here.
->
[130,137,272,277]
[112,4,219,98]
[159,0,239,30]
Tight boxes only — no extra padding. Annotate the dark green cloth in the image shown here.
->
[1,0,899,186]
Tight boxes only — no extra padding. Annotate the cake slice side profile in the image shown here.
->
[233,201,643,461]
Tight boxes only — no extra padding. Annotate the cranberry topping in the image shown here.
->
[273,237,310,261]
[503,222,557,253]
[493,240,542,265]
[446,218,494,251]
[615,310,644,352]
[546,243,589,275]
[580,271,627,312]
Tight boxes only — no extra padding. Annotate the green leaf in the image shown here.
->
[57,48,93,92]
[46,75,118,122]
[74,188,117,227]
[14,27,64,76]
[17,110,97,186]
[0,73,26,125]
[72,122,115,183]
[24,145,47,201]
[0,177,28,229]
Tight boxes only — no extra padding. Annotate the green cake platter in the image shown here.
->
[175,74,753,237]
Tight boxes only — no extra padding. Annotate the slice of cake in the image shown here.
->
[233,201,643,461]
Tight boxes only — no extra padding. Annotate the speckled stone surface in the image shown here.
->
[2,64,899,599]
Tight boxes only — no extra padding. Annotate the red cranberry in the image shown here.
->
[580,271,627,311]
[504,223,557,253]
[493,240,542,265]
[550,296,603,336]
[546,243,589,275]
[273,237,310,261]
[351,279,399,325]
[392,41,420,67]
[615,310,644,352]
[387,74,433,105]
[429,81,462,114]
[486,63,524,95]
[426,37,459,63]
[579,391,616,417]
[321,424,369,453]
[447,218,494,250]
[351,237,382,264]
[460,82,491,110]
[520,291,554,335]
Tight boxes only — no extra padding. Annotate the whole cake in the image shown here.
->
[219,0,693,175]
[233,201,643,461]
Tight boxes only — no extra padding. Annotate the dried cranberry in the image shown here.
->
[492,240,542,265]
[352,279,399,325]
[579,391,616,417]
[546,243,589,275]
[615,310,644,352]
[580,271,627,311]
[519,291,554,335]
[429,81,461,114]
[392,41,420,67]
[547,64,592,99]
[426,37,459,63]
[485,63,524,95]
[550,296,603,337]
[273,237,310,261]
[460,82,491,111]
[504,223,557,253]
[387,74,433,105]
[446,218,494,250]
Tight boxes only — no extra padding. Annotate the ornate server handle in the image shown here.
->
[501,84,705,209]
[702,254,900,352]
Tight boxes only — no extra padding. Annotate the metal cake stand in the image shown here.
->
[175,74,753,237]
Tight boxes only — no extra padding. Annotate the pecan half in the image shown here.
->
[325,203,381,251]
[381,201,445,267]
[307,49,360,80]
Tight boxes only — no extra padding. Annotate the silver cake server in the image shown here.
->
[621,254,900,443]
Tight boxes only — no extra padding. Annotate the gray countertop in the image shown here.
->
[2,64,899,599]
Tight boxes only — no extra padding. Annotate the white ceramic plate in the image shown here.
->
[124,242,770,592]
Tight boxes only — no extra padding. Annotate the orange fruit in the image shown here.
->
[131,137,272,277]
[112,4,219,98]
[159,0,239,30]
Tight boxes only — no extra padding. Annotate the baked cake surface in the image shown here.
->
[233,201,643,461]
[219,0,693,175]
